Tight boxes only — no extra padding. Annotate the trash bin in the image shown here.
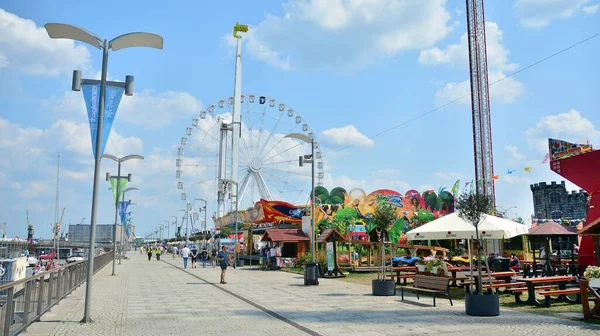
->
[304,262,319,286]
[236,259,244,267]
[493,257,510,272]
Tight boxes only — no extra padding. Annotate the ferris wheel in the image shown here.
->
[176,94,324,227]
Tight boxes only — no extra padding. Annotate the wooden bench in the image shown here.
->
[400,275,452,307]
[539,288,581,307]
[483,281,525,289]
[509,285,555,293]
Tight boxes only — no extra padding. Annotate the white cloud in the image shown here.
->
[42,89,203,129]
[524,109,600,154]
[10,182,21,190]
[0,9,91,76]
[229,0,454,72]
[18,181,49,199]
[320,125,374,148]
[433,172,462,181]
[421,22,525,105]
[505,145,526,161]
[118,90,203,128]
[502,174,532,185]
[514,0,594,28]
[583,4,599,14]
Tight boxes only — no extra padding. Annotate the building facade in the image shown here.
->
[68,224,128,244]
[530,181,588,221]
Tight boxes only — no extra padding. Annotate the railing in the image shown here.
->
[0,251,114,336]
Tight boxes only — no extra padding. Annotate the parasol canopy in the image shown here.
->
[406,213,528,240]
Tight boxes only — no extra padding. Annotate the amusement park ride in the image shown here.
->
[548,139,600,270]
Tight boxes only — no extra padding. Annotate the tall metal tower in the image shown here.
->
[466,0,496,205]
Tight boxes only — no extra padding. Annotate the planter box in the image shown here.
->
[465,292,500,316]
[589,278,600,288]
[416,265,426,272]
[372,279,396,296]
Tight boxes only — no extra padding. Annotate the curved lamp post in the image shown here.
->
[119,187,139,263]
[196,198,208,248]
[284,133,315,263]
[45,22,162,323]
[104,154,144,274]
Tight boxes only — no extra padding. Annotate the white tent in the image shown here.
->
[406,213,528,241]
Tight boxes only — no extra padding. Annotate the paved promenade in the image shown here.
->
[22,253,600,336]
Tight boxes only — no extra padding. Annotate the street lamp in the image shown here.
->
[284,133,315,263]
[179,209,189,245]
[170,216,178,241]
[496,205,518,219]
[196,198,208,248]
[119,187,139,263]
[220,179,239,268]
[45,22,162,323]
[164,220,171,241]
[104,154,143,274]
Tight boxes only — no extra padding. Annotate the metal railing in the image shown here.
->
[0,251,114,336]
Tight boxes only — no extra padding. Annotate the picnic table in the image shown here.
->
[389,266,416,285]
[515,275,577,306]
[472,271,517,289]
[581,279,600,319]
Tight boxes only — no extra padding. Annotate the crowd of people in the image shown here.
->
[140,244,232,284]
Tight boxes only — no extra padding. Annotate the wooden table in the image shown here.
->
[517,275,575,306]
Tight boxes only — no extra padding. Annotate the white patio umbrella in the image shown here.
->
[406,213,528,241]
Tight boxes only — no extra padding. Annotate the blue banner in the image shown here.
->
[125,215,132,236]
[82,84,125,158]
[119,201,129,225]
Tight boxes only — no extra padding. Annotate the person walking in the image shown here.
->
[147,246,153,261]
[190,245,199,268]
[217,246,230,284]
[181,245,191,269]
[172,246,178,259]
[156,245,162,261]
[200,247,208,268]
[211,248,217,268]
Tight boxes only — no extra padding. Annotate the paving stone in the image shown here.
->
[21,252,600,336]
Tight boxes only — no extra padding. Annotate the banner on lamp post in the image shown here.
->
[119,201,129,225]
[81,84,125,158]
[109,177,128,206]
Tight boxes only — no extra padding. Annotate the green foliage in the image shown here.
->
[318,218,335,233]
[515,216,524,224]
[389,219,404,244]
[373,203,399,232]
[314,186,346,205]
[455,193,493,231]
[333,207,357,236]
[417,209,435,223]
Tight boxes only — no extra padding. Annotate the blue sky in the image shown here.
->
[0,0,599,239]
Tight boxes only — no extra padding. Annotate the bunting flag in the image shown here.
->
[531,217,585,225]
[507,170,515,175]
[81,84,125,158]
[110,177,128,206]
[469,179,474,194]
[542,153,550,163]
[451,180,460,198]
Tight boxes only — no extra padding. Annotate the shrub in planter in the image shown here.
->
[455,192,500,316]
[584,266,600,288]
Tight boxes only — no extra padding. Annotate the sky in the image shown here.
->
[0,0,599,239]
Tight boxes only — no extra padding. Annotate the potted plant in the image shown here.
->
[584,266,600,288]
[416,258,427,273]
[430,258,442,275]
[455,192,500,316]
[371,202,399,296]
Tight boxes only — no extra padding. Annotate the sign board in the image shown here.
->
[326,242,334,272]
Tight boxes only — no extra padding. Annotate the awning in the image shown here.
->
[528,221,577,236]
[406,212,528,240]
[261,229,310,243]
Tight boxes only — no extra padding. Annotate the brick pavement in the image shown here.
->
[22,252,600,336]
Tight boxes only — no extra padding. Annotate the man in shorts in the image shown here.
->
[217,246,229,284]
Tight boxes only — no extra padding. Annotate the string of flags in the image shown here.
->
[531,218,586,224]
[452,152,550,194]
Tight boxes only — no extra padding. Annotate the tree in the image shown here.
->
[333,207,357,236]
[455,192,493,295]
[372,203,399,280]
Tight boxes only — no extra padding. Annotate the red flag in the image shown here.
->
[542,153,549,163]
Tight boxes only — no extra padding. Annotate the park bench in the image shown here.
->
[400,275,452,307]
[539,288,581,307]
[482,281,526,293]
